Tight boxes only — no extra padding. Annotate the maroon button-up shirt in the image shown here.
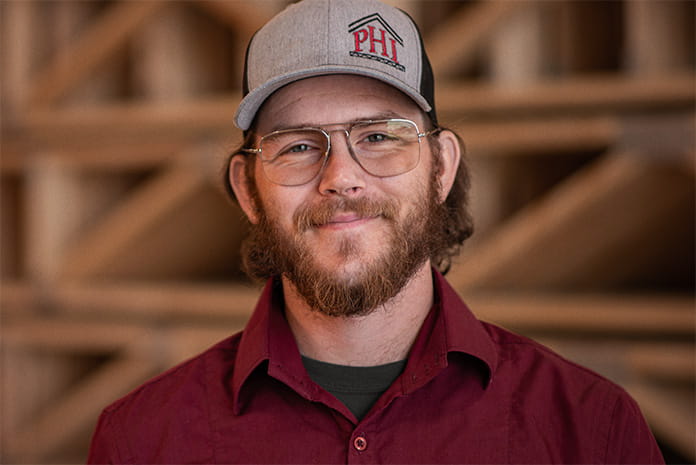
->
[88,272,664,464]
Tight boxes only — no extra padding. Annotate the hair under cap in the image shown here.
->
[235,0,437,131]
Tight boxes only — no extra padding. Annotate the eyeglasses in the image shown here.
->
[241,118,440,186]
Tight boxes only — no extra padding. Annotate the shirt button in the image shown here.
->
[353,436,367,451]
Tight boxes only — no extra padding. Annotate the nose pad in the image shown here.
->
[318,130,366,195]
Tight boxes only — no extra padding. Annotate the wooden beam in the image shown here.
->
[1,1,44,112]
[59,182,245,280]
[465,293,695,335]
[460,117,618,155]
[19,94,242,144]
[0,138,181,174]
[53,1,124,104]
[0,280,258,322]
[195,0,275,38]
[16,74,694,144]
[437,73,696,118]
[618,114,695,156]
[488,1,545,86]
[52,281,257,321]
[2,280,692,336]
[24,155,84,282]
[1,317,242,361]
[625,0,693,74]
[0,280,32,309]
[37,142,180,172]
[536,339,695,377]
[449,152,694,290]
[59,158,208,280]
[6,115,620,167]
[627,345,695,383]
[427,0,526,78]
[133,3,225,101]
[2,319,149,353]
[27,0,166,106]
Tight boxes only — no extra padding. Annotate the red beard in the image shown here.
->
[241,170,448,317]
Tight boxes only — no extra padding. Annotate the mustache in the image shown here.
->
[294,197,400,232]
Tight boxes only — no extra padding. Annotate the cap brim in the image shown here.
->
[234,65,432,131]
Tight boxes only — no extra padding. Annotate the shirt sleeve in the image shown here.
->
[86,410,122,465]
[604,390,665,464]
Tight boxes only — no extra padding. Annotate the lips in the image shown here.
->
[318,212,379,229]
[294,198,399,232]
[326,212,369,224]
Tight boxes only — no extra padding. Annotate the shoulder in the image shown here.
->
[481,322,630,424]
[105,332,242,417]
[480,322,663,463]
[483,321,618,392]
[88,332,243,463]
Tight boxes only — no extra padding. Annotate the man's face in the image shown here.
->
[237,75,449,316]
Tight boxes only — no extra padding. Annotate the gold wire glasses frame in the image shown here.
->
[241,118,441,186]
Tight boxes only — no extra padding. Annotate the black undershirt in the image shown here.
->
[302,356,407,421]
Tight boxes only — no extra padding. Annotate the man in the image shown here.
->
[88,0,664,463]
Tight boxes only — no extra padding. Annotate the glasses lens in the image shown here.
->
[260,129,328,186]
[349,120,421,177]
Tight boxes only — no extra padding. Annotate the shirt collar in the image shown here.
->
[231,270,499,413]
[232,278,316,414]
[432,268,498,383]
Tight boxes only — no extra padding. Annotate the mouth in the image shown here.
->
[294,198,398,233]
[315,212,380,230]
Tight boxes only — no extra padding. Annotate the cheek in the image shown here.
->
[389,164,432,204]
[256,185,308,231]
[252,165,279,211]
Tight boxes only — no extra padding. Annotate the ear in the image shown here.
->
[434,130,461,203]
[228,155,260,224]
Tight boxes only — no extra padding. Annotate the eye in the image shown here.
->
[364,132,398,143]
[276,142,321,157]
[366,133,385,143]
[272,140,324,164]
[288,143,311,153]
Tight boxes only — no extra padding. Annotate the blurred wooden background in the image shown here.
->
[0,0,694,462]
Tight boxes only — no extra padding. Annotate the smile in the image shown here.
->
[316,213,379,230]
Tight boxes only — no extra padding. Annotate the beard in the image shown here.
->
[241,170,449,318]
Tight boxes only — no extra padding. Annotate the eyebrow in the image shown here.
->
[268,111,406,133]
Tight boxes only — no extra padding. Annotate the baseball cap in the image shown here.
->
[234,0,437,131]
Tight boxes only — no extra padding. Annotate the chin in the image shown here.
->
[317,257,362,278]
[314,253,373,284]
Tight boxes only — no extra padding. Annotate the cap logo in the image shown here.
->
[348,13,405,72]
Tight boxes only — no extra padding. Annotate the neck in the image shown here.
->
[282,262,434,366]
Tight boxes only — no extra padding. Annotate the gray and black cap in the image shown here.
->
[235,0,437,131]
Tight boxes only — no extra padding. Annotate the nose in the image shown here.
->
[317,130,366,196]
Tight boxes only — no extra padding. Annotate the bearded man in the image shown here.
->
[88,1,664,463]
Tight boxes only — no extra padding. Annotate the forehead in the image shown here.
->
[254,75,425,132]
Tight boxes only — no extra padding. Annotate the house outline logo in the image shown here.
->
[348,13,405,72]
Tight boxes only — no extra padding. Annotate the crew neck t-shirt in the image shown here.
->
[302,356,407,420]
